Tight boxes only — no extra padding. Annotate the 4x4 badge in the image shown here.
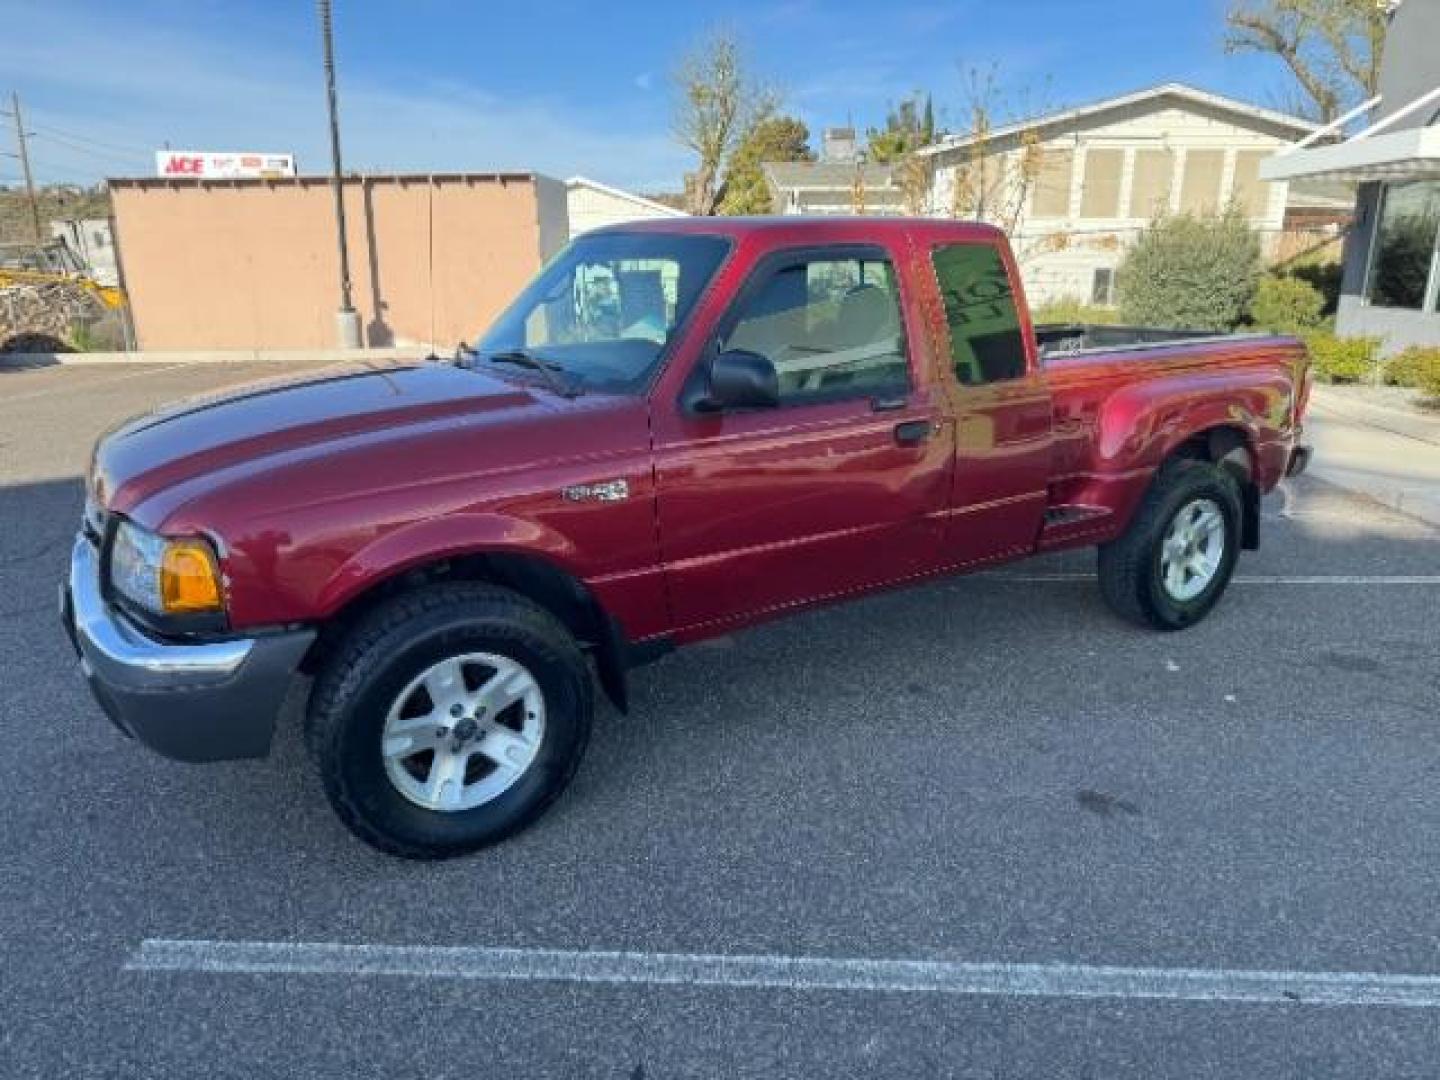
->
[562,479,629,503]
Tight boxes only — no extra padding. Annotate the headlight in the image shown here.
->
[110,521,224,616]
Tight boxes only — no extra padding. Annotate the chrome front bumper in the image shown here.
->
[61,536,315,762]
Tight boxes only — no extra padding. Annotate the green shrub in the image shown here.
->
[1383,346,1440,391]
[1116,208,1262,331]
[1289,259,1343,318]
[1031,298,1121,326]
[1418,363,1440,401]
[1251,274,1325,334]
[1302,332,1383,384]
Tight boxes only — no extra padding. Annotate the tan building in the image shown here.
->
[110,172,568,351]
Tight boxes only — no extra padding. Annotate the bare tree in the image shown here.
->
[672,30,776,216]
[1225,0,1388,122]
[946,66,1051,238]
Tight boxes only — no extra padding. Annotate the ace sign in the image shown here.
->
[155,151,296,179]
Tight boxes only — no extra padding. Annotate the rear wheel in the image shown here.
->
[307,583,592,859]
[1098,459,1242,631]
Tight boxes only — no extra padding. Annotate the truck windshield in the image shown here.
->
[475,232,731,394]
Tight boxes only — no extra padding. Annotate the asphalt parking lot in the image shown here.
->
[3,360,1439,1078]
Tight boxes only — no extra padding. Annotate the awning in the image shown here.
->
[1261,125,1440,184]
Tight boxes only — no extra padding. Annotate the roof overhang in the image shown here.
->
[918,82,1318,159]
[1261,125,1440,184]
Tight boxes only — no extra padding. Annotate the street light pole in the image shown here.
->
[317,0,361,348]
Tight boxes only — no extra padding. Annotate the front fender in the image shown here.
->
[314,511,583,618]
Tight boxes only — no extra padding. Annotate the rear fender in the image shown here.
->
[1097,380,1275,549]
[1095,379,1267,473]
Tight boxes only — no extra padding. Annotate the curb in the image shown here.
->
[1309,386,1440,448]
[0,346,436,369]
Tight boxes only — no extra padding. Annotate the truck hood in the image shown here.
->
[93,360,552,518]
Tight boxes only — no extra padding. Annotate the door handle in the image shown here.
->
[893,419,936,446]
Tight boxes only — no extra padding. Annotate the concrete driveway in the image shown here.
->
[2,361,1439,1078]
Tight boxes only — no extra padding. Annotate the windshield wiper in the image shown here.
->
[486,349,583,399]
[464,345,583,399]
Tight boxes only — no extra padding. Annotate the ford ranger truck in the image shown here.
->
[61,218,1312,859]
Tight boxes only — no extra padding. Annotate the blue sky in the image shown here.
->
[1,0,1300,193]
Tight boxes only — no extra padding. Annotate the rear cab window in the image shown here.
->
[930,243,1029,386]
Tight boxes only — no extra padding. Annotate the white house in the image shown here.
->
[565,176,685,238]
[763,161,906,216]
[917,84,1323,307]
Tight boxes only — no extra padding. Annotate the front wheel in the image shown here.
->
[1097,459,1242,631]
[306,583,593,859]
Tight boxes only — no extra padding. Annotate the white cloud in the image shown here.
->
[0,3,689,191]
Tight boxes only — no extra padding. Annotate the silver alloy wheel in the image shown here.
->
[1159,497,1226,602]
[381,652,546,813]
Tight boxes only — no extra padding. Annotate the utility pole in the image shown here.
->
[317,0,360,348]
[6,92,43,243]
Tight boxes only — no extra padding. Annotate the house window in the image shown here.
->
[1230,150,1271,218]
[1030,149,1074,218]
[1091,267,1115,306]
[1365,180,1440,311]
[1179,149,1226,214]
[1129,149,1174,218]
[1079,149,1124,219]
[951,154,1008,218]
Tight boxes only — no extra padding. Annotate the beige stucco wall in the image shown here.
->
[111,174,566,351]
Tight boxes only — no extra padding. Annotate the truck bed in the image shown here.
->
[1036,323,1238,360]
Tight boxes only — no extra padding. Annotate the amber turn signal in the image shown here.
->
[160,540,223,613]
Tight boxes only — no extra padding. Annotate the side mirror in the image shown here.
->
[696,349,779,412]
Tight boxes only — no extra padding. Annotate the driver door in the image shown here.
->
[651,243,954,632]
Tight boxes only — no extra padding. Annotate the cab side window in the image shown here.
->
[931,244,1028,386]
[720,255,909,404]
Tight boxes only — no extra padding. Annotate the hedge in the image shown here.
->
[1302,332,1384,384]
[1116,208,1261,331]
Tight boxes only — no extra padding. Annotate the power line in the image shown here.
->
[24,157,108,185]
[24,121,145,158]
[31,131,146,167]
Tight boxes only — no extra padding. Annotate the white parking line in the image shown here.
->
[984,573,1440,585]
[127,940,1440,1008]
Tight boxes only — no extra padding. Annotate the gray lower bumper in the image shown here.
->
[61,536,315,762]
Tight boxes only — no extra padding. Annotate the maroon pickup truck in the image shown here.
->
[62,217,1311,858]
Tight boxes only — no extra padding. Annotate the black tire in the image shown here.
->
[306,582,592,859]
[1097,459,1242,631]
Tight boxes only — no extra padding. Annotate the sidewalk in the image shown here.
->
[1305,385,1440,527]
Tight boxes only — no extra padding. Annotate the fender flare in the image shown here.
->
[1095,378,1265,474]
[314,511,584,618]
